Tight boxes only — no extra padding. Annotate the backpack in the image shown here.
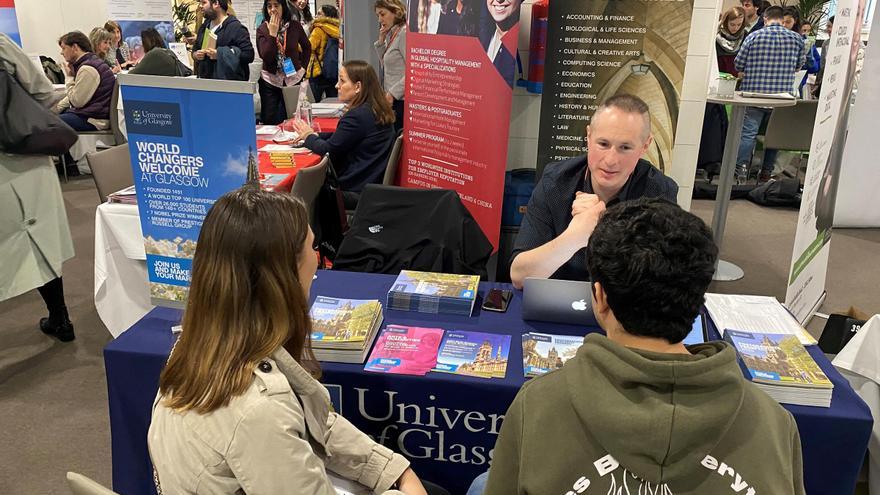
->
[747,178,802,207]
[321,36,339,81]
[39,56,65,84]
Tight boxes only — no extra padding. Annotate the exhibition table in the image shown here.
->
[93,120,337,336]
[104,271,872,495]
[257,117,339,191]
[706,93,797,281]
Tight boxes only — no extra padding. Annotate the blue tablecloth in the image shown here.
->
[104,270,872,495]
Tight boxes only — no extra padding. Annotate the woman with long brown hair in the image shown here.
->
[256,0,311,124]
[716,6,746,76]
[148,185,426,494]
[294,60,396,208]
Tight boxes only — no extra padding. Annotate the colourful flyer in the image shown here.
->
[364,325,444,376]
[433,331,511,379]
[522,332,584,378]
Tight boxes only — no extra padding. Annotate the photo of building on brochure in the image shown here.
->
[733,333,831,387]
[522,333,583,376]
[436,332,511,379]
[393,271,479,298]
[310,298,381,342]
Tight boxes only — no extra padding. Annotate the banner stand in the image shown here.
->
[784,0,865,323]
[119,74,256,308]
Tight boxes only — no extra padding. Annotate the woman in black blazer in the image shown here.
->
[294,59,396,207]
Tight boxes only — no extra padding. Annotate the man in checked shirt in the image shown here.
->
[734,5,806,183]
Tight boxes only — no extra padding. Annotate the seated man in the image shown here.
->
[485,198,805,495]
[509,94,678,289]
[54,31,116,131]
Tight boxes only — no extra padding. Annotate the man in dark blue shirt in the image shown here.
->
[509,94,678,288]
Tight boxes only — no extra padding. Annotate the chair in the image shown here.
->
[763,99,818,180]
[59,80,120,182]
[290,154,330,226]
[382,132,404,186]
[109,82,126,145]
[66,472,120,495]
[85,144,134,203]
[281,84,315,119]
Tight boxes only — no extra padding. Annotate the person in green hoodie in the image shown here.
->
[477,197,806,495]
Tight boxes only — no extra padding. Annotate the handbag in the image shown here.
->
[313,162,349,263]
[0,68,77,155]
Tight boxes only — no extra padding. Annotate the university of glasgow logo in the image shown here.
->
[125,100,182,137]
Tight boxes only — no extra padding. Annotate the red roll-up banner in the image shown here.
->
[400,1,522,250]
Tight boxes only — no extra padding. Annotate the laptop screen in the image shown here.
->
[682,315,705,345]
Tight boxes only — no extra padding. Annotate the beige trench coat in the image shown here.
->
[149,347,410,494]
[0,155,75,301]
[0,33,74,302]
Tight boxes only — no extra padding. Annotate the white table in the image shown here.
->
[94,202,152,337]
[705,93,797,281]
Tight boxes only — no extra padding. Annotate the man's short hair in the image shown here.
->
[586,198,718,344]
[739,0,754,6]
[58,31,92,53]
[593,93,651,138]
[212,0,229,11]
[764,5,784,20]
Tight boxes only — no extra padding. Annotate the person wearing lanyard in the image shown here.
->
[256,0,311,125]
[374,0,407,132]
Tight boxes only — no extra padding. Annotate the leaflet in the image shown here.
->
[705,293,817,346]
[364,325,444,376]
[522,332,584,377]
[433,331,511,379]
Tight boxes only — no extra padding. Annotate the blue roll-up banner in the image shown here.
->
[119,75,256,307]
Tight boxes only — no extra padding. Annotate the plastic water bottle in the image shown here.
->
[299,98,312,127]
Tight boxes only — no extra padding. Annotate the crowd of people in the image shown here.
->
[715,0,829,183]
[7,1,847,492]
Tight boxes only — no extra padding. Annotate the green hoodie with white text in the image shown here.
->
[485,334,806,495]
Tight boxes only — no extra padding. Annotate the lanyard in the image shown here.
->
[383,25,402,58]
[276,28,287,55]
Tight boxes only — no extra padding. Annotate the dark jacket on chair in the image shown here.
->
[192,16,254,80]
[332,185,494,276]
[304,104,394,193]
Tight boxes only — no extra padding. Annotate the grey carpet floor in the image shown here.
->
[0,176,877,494]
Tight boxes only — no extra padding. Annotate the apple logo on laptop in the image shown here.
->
[571,299,588,311]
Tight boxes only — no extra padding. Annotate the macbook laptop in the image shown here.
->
[682,314,707,345]
[522,278,598,326]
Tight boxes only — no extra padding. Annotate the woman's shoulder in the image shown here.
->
[344,103,374,119]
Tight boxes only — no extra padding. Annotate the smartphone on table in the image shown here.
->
[482,288,512,313]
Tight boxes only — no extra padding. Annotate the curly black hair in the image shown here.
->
[586,198,718,343]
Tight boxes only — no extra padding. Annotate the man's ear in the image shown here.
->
[592,281,610,316]
[641,133,654,156]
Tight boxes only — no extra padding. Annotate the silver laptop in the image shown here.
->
[522,278,598,326]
